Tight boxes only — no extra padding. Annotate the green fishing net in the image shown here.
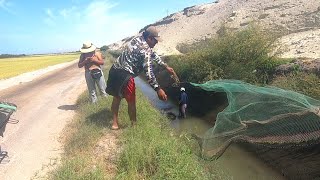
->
[191,80,320,158]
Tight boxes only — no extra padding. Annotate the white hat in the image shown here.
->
[180,87,185,91]
[80,42,96,53]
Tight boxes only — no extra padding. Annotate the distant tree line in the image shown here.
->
[0,54,26,59]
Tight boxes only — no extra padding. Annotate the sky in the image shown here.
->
[0,0,213,54]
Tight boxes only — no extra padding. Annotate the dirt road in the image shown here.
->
[0,61,87,179]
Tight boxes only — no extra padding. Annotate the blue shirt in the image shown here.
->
[179,92,188,105]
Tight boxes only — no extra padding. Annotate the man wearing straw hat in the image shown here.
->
[106,26,176,130]
[78,42,107,103]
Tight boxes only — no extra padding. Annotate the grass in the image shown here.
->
[50,86,215,179]
[0,53,80,79]
[50,85,111,179]
[117,90,212,180]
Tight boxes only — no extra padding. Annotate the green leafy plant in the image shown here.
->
[170,25,282,85]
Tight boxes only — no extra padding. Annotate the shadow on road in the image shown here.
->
[58,104,78,111]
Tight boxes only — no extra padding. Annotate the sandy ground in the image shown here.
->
[0,60,88,179]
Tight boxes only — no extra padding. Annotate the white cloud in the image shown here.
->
[46,8,55,19]
[43,0,146,51]
[59,6,77,19]
[0,0,15,14]
[44,8,57,26]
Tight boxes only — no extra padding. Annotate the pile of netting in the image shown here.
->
[191,80,320,159]
[0,102,17,137]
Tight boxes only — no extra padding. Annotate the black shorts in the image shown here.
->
[105,65,132,97]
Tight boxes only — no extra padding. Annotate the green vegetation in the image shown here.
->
[168,25,319,99]
[51,83,216,179]
[117,90,212,180]
[51,91,110,179]
[106,50,122,59]
[169,25,282,84]
[0,53,80,79]
[271,72,320,99]
[51,85,214,179]
[0,54,27,59]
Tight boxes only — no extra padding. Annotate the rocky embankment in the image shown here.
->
[108,0,320,59]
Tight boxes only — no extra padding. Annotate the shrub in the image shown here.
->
[271,72,320,99]
[106,50,122,59]
[101,50,118,63]
[169,25,281,84]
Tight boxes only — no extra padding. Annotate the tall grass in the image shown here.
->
[51,89,217,179]
[0,53,80,79]
[51,90,111,179]
[168,25,282,84]
[169,25,320,99]
[271,72,320,99]
[117,90,213,180]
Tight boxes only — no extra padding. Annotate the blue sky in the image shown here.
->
[0,0,212,54]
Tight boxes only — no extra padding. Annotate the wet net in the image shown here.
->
[190,80,320,159]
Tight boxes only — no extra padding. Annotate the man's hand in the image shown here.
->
[166,66,175,75]
[157,88,167,101]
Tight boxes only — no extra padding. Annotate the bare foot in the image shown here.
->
[111,125,119,130]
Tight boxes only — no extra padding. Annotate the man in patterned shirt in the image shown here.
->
[106,26,175,130]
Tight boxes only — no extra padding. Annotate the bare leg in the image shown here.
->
[111,96,121,129]
[178,104,183,118]
[182,104,187,118]
[127,101,136,126]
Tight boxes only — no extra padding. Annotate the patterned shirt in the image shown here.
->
[113,36,167,90]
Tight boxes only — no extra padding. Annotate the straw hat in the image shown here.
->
[80,42,96,53]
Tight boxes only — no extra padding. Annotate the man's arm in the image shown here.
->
[152,52,175,74]
[143,52,168,101]
[78,54,87,68]
[143,53,160,91]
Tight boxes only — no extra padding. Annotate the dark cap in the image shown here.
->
[145,26,163,42]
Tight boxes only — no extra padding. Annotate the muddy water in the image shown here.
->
[135,77,285,180]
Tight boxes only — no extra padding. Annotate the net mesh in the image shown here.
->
[190,80,320,158]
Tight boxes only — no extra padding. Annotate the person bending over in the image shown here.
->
[106,26,175,130]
